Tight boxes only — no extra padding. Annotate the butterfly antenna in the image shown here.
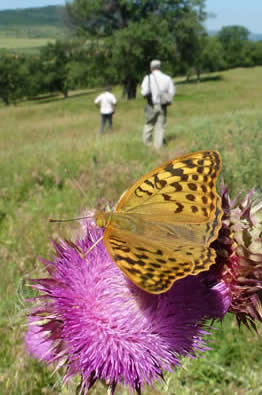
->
[49,216,93,223]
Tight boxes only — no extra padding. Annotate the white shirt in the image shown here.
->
[95,92,117,114]
[141,70,176,104]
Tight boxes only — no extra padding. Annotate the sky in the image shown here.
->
[0,0,261,34]
[205,0,262,34]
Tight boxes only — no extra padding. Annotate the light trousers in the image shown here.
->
[143,105,167,149]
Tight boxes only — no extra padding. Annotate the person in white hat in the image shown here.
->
[141,59,175,149]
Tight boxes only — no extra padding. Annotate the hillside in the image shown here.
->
[0,6,66,38]
[0,5,64,26]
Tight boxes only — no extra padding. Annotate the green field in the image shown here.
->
[1,67,262,394]
[0,37,54,49]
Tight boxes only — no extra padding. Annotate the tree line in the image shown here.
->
[0,0,262,105]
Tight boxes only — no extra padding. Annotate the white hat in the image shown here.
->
[150,59,161,69]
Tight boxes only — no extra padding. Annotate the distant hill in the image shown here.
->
[0,5,65,26]
[0,6,66,38]
[249,32,262,42]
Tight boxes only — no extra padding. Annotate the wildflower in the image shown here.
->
[212,183,262,329]
[26,184,262,392]
[25,222,228,394]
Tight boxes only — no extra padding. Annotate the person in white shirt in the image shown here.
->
[141,59,175,149]
[95,86,117,134]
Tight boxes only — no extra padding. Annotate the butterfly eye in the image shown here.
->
[95,212,106,228]
[95,211,113,228]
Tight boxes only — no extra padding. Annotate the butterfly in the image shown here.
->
[95,150,223,294]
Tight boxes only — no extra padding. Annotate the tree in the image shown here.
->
[105,17,176,99]
[217,25,250,69]
[0,52,29,105]
[250,41,262,66]
[65,0,207,98]
[65,59,89,90]
[22,55,46,98]
[186,36,226,80]
[40,38,99,96]
[40,41,72,98]
[218,25,249,46]
[174,11,207,80]
[66,0,206,36]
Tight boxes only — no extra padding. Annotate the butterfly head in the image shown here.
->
[95,210,112,229]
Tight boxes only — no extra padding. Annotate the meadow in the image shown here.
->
[0,37,55,54]
[0,66,262,394]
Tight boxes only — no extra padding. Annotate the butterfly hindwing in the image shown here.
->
[103,226,217,294]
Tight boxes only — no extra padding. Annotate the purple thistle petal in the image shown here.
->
[25,222,228,393]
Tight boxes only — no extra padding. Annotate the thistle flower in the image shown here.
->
[26,184,262,392]
[25,222,228,394]
[212,182,262,329]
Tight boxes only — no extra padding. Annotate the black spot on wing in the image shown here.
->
[182,159,196,168]
[162,193,172,201]
[174,202,184,213]
[134,185,153,197]
[164,164,184,176]
[186,194,195,201]
[171,182,182,192]
[144,179,154,188]
[188,183,197,191]
[153,174,167,190]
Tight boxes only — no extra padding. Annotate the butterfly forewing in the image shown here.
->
[116,151,221,224]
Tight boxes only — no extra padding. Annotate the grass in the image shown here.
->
[0,25,65,39]
[0,37,54,48]
[1,66,262,394]
[0,37,55,54]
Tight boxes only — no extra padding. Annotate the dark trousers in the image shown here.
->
[100,113,113,134]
